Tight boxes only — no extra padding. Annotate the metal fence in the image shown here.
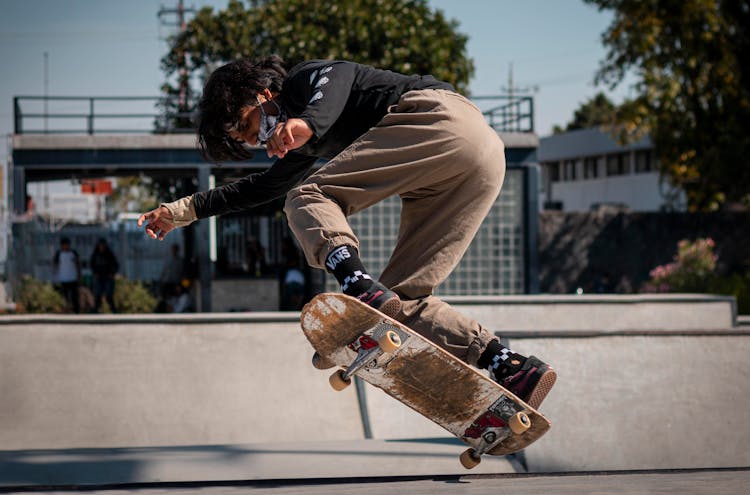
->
[13,94,534,135]
[8,219,180,287]
[13,96,196,135]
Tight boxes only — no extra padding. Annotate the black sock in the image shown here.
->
[325,245,374,296]
[477,340,520,377]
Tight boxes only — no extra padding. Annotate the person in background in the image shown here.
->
[245,237,268,277]
[90,238,119,313]
[53,237,80,313]
[167,280,193,313]
[160,243,184,298]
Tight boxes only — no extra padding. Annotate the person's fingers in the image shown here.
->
[145,224,158,239]
[138,211,154,227]
[282,125,295,146]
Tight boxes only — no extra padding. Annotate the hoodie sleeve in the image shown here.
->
[191,152,317,218]
[293,61,357,141]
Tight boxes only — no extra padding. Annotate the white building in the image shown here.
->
[537,128,685,212]
[27,180,107,224]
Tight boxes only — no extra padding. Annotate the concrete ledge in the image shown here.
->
[497,132,539,148]
[1,293,736,331]
[443,293,737,332]
[12,134,199,150]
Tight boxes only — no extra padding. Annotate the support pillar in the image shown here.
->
[196,165,212,312]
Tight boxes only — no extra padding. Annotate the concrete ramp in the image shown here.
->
[0,439,519,487]
[0,315,363,450]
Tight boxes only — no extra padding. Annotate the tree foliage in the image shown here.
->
[161,0,475,110]
[553,92,618,133]
[585,0,750,211]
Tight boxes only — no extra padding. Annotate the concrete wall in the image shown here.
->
[211,279,280,312]
[1,295,747,472]
[538,210,750,296]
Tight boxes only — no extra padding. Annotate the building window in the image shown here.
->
[546,162,560,183]
[329,170,528,295]
[563,159,577,181]
[583,157,598,179]
[635,150,654,173]
[606,153,629,176]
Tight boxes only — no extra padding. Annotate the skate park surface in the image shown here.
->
[1,294,748,494]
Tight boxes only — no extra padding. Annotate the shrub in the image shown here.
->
[642,238,718,293]
[642,238,749,314]
[112,277,157,314]
[15,275,66,314]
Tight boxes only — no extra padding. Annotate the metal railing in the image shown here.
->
[13,95,196,135]
[473,95,535,133]
[13,93,535,135]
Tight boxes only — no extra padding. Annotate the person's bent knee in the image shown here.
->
[284,183,317,219]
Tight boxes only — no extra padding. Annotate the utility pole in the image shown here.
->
[43,52,49,133]
[501,62,538,131]
[158,0,195,116]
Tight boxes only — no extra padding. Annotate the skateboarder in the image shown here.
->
[138,56,556,409]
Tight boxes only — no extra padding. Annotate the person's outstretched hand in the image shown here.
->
[138,205,175,241]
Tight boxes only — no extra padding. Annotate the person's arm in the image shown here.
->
[191,152,317,218]
[138,152,316,240]
[294,61,357,141]
[264,62,357,159]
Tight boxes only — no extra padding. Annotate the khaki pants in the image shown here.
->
[284,89,506,365]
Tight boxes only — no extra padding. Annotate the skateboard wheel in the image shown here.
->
[459,448,481,469]
[378,330,401,353]
[329,369,352,391]
[509,411,531,434]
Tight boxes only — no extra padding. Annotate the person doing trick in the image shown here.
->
[137,56,556,409]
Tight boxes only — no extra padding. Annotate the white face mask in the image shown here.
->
[257,96,284,144]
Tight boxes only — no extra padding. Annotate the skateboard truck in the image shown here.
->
[329,324,402,391]
[459,410,531,469]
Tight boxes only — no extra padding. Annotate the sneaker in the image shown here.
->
[311,351,335,370]
[493,354,557,410]
[355,281,402,318]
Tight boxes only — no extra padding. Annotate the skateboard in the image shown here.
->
[300,293,551,469]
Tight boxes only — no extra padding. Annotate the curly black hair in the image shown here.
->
[197,55,287,163]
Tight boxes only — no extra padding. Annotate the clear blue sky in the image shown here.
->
[0,0,634,160]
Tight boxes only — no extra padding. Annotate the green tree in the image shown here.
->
[585,0,750,211]
[553,92,618,133]
[160,0,474,123]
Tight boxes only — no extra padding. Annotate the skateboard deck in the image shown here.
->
[300,293,551,468]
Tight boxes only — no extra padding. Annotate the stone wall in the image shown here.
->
[538,210,750,294]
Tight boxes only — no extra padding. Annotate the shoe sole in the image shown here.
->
[375,296,402,319]
[525,368,557,410]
